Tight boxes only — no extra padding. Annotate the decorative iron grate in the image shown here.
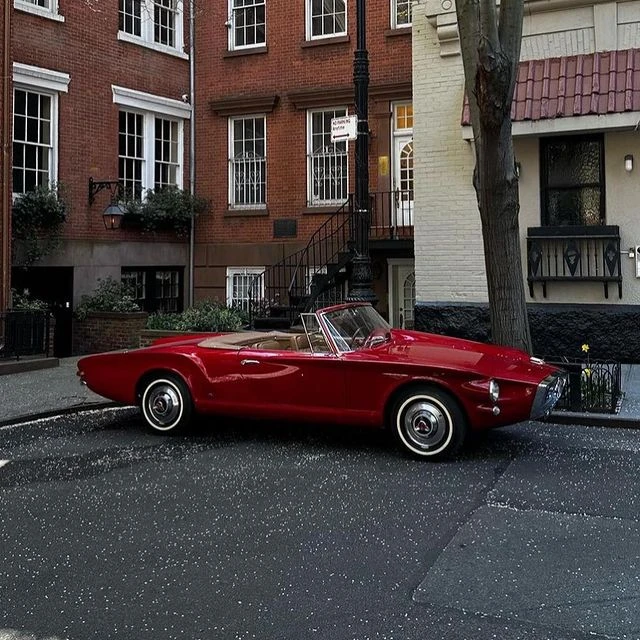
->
[0,311,51,360]
[546,357,622,414]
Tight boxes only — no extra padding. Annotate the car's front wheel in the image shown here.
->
[140,374,193,434]
[391,386,467,459]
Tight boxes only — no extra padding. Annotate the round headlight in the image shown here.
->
[489,380,500,403]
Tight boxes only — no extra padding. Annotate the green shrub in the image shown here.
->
[11,289,49,311]
[75,277,141,320]
[147,300,245,332]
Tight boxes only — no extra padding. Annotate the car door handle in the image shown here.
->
[241,359,260,366]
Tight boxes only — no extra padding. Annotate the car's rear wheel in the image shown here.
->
[140,374,193,434]
[391,386,467,459]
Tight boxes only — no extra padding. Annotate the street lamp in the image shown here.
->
[346,0,377,306]
[88,177,125,230]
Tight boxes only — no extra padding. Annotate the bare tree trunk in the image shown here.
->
[457,0,532,352]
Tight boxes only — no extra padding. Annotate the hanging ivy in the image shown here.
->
[12,183,67,266]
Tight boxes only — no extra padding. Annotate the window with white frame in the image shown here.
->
[226,267,264,313]
[118,0,184,53]
[12,63,70,195]
[392,0,412,28]
[229,0,266,50]
[14,0,63,20]
[229,116,266,207]
[306,0,346,40]
[113,86,191,198]
[307,108,348,206]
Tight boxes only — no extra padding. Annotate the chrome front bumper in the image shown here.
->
[530,372,567,420]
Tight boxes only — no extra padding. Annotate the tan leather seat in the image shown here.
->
[291,334,311,350]
[255,339,284,350]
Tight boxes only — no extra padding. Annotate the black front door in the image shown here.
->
[11,267,74,357]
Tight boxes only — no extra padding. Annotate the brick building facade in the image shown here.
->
[7,0,192,355]
[193,0,416,327]
[4,0,418,355]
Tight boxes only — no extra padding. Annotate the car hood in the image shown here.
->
[384,329,557,381]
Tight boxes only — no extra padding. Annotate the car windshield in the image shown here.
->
[319,304,391,353]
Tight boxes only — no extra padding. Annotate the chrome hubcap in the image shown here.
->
[146,384,181,427]
[404,401,448,449]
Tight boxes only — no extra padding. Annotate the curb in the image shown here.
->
[0,401,119,429]
[546,411,640,430]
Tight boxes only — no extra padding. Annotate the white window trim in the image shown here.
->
[112,85,192,120]
[306,107,349,206]
[113,86,188,192]
[14,0,64,22]
[228,115,267,209]
[117,0,185,56]
[117,31,189,59]
[13,63,70,94]
[227,0,266,51]
[226,267,265,308]
[305,0,347,40]
[390,0,412,29]
[12,63,69,193]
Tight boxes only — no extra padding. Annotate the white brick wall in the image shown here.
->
[412,3,488,304]
[413,0,640,307]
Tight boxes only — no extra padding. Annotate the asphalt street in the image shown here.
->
[0,409,639,640]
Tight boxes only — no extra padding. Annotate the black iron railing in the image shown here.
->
[0,310,51,359]
[370,189,414,240]
[527,225,622,298]
[248,197,354,328]
[547,358,622,414]
[247,190,415,328]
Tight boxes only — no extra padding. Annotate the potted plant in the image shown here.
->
[122,187,209,235]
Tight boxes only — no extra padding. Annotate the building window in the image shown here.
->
[155,117,180,188]
[540,135,605,226]
[229,116,266,207]
[113,87,190,196]
[229,0,266,50]
[122,267,183,313]
[391,0,411,28]
[306,0,346,40]
[119,111,144,198]
[14,0,63,20]
[119,111,182,196]
[226,267,264,313]
[307,108,348,206]
[12,64,70,195]
[12,89,52,194]
[118,0,183,53]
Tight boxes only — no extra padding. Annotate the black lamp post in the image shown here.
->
[346,0,377,305]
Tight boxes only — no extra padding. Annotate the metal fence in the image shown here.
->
[0,311,51,359]
[547,358,622,414]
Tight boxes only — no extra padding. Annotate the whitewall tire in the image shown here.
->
[391,387,467,459]
[141,375,193,434]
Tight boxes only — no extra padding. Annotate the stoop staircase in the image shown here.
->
[249,197,356,329]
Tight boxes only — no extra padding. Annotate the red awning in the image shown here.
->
[462,49,640,125]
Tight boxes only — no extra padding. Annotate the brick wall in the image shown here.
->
[72,312,148,356]
[194,0,414,298]
[12,1,190,245]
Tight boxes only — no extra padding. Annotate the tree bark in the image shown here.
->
[456,0,532,352]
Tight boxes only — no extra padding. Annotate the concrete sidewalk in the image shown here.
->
[1,356,640,428]
[0,356,112,426]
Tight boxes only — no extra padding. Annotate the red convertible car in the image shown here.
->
[77,303,565,459]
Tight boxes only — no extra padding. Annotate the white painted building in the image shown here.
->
[412,0,640,360]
